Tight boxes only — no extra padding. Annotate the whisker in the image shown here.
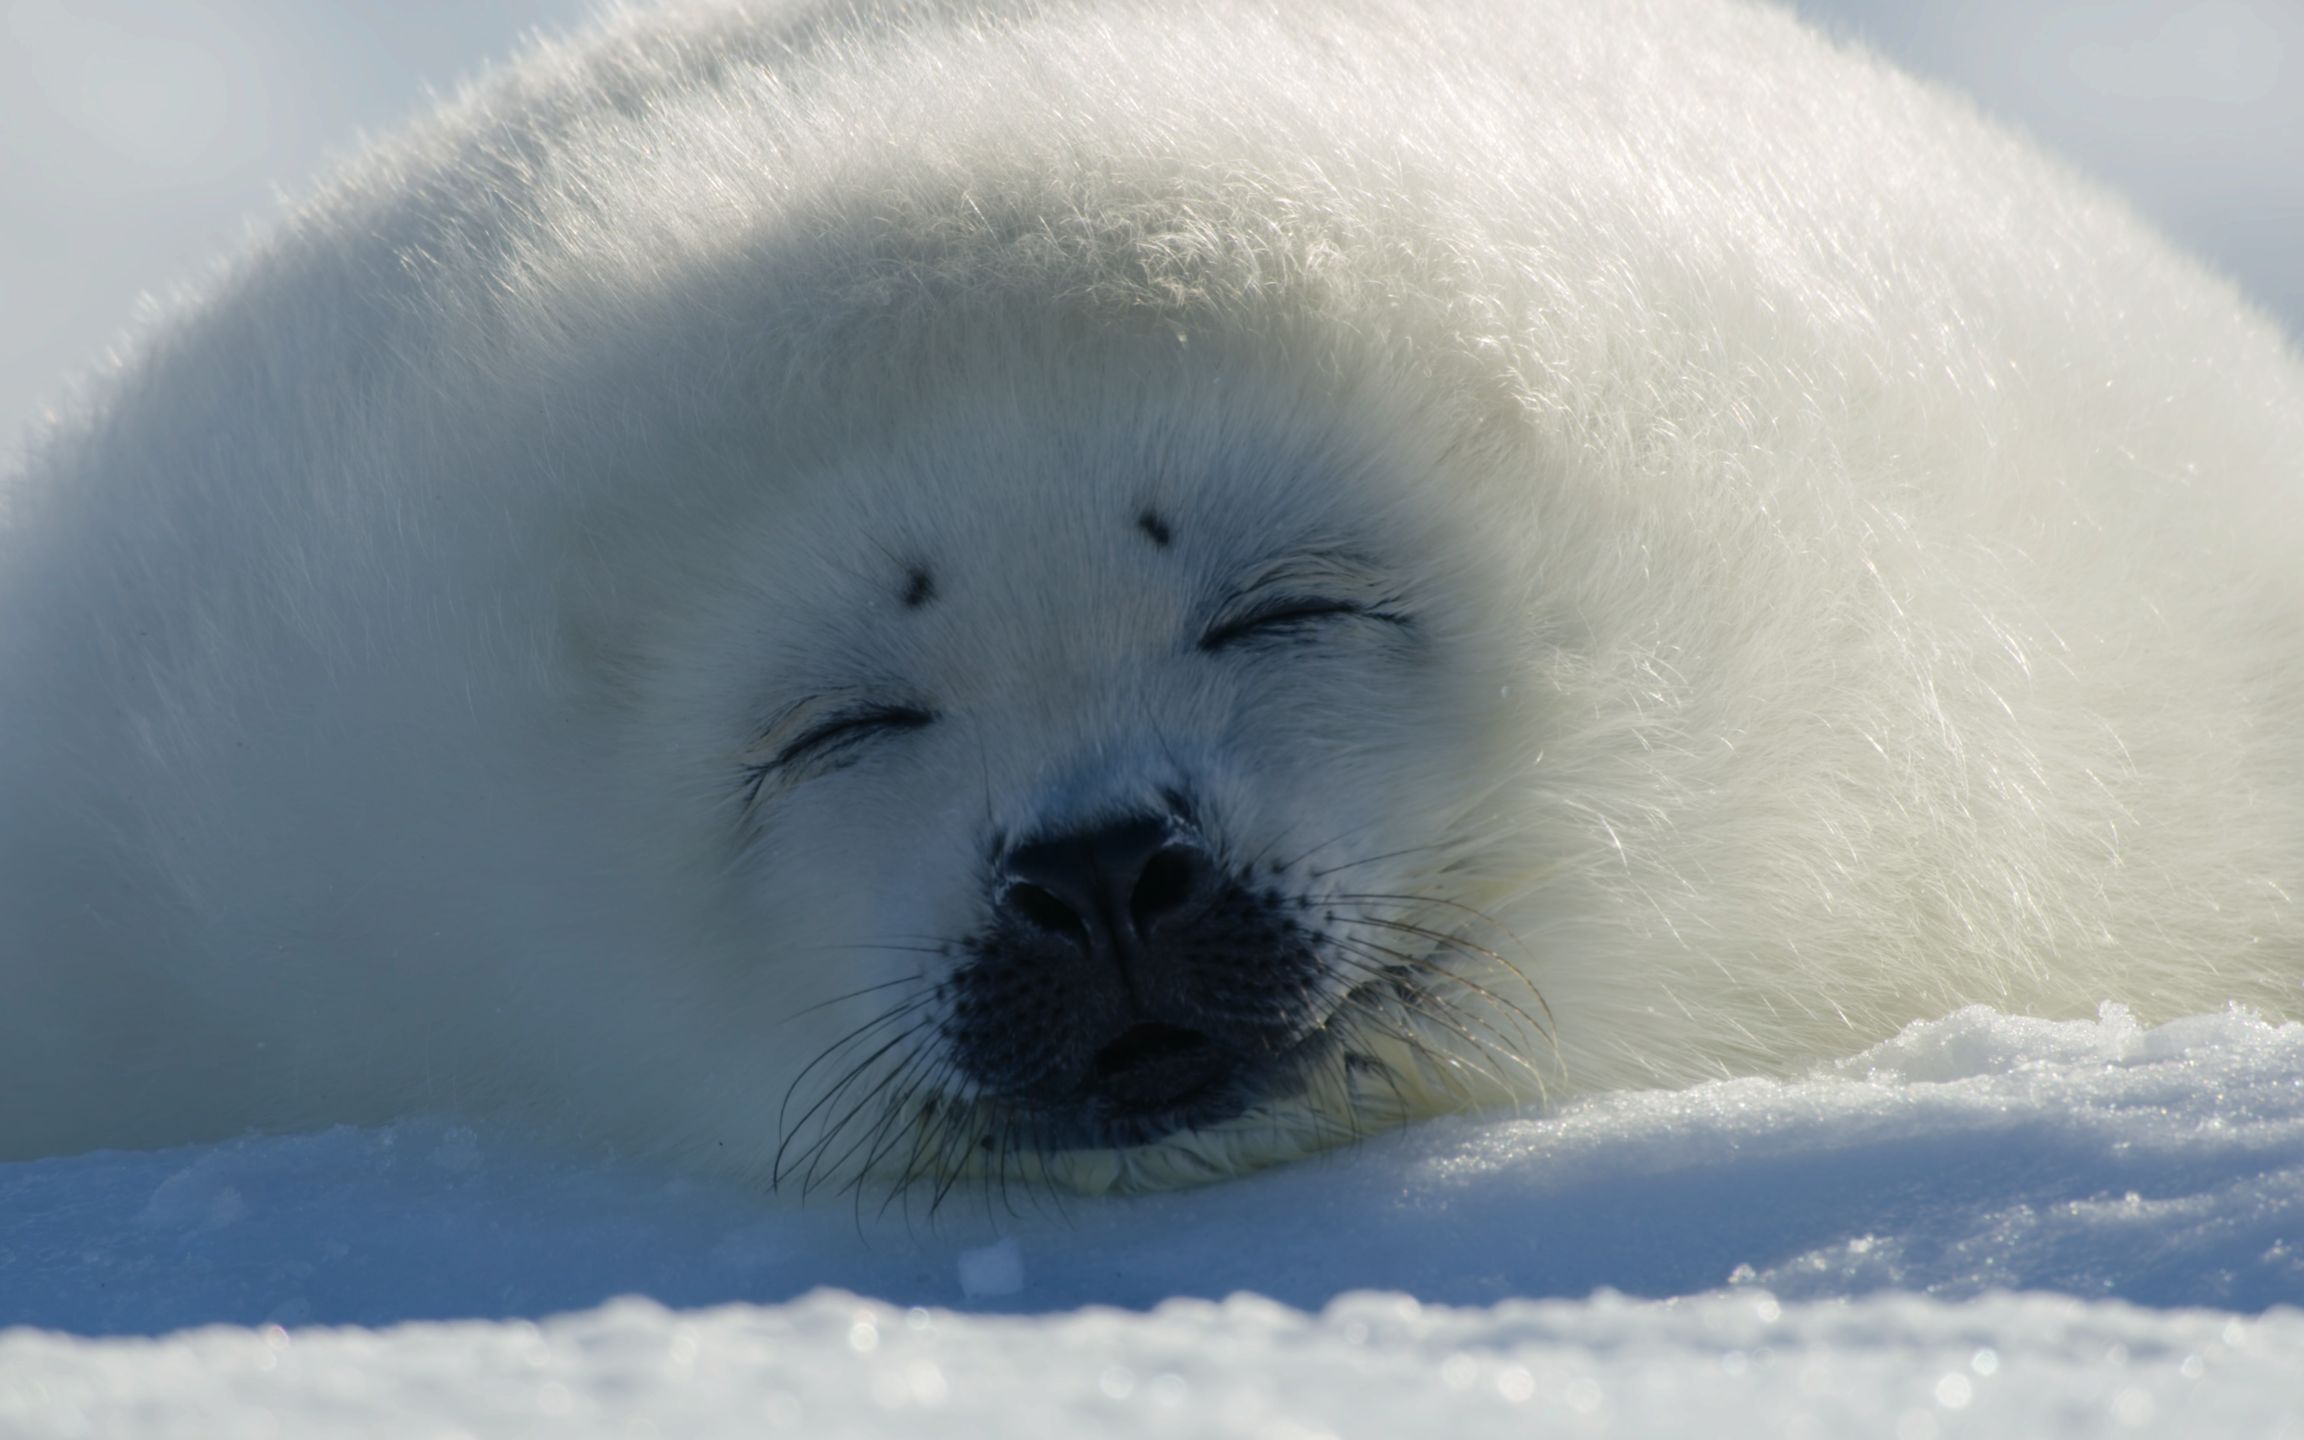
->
[1273,813,1397,874]
[776,974,928,1025]
[1331,909,1554,1036]
[801,1033,941,1197]
[863,1055,952,1223]
[775,994,933,1148]
[774,1016,931,1190]
[1325,890,1531,950]
[1335,934,1554,1066]
[1306,841,1451,881]
[1326,939,1543,1095]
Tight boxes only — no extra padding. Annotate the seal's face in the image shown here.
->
[650,364,1538,1192]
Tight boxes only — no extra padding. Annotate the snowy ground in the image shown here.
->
[5,1005,2302,1436]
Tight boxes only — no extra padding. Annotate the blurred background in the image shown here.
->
[3,0,2299,452]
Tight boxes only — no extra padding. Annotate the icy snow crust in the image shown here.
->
[10,1290,2304,1439]
[5,1007,2303,1435]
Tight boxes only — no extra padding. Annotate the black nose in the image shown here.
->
[1000,813,1212,984]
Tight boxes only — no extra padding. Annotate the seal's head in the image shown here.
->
[629,335,1547,1195]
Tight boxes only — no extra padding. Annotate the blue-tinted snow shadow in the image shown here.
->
[5,1095,2298,1336]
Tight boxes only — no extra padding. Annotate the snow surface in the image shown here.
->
[4,1005,2302,1436]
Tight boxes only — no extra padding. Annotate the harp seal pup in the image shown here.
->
[1,0,2299,1194]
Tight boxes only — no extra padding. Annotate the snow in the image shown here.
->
[5,1005,2303,1436]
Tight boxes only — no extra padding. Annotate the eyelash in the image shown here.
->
[1198,598,1391,652]
[746,705,936,798]
[784,704,936,764]
[742,588,1400,798]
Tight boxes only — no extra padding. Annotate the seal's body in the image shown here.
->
[2,0,2299,1191]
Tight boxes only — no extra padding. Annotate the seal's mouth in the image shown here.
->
[765,945,1539,1201]
[1038,972,1399,1151]
[981,961,1520,1195]
[1090,1021,1232,1116]
[795,926,1539,1199]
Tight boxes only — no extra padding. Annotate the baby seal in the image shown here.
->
[1,0,2300,1195]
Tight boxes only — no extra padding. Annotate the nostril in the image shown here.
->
[1002,813,1210,960]
[1129,844,1202,936]
[1007,881,1089,946]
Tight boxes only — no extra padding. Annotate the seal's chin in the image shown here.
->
[927,971,1535,1196]
[1045,1012,1347,1153]
[1022,1028,1510,1196]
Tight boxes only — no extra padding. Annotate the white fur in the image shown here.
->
[2,0,2299,1190]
